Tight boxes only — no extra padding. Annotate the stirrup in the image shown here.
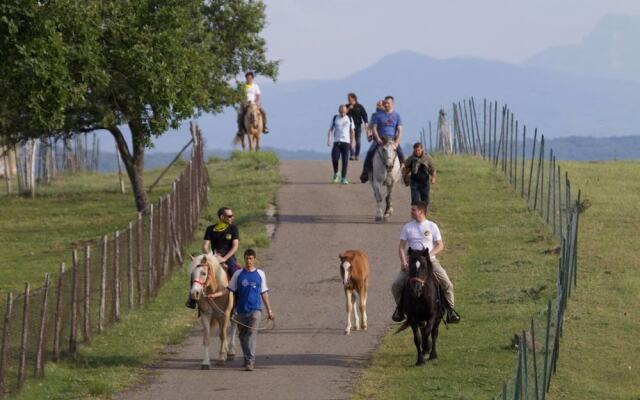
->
[446,308,461,324]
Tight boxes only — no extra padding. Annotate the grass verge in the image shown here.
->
[0,165,184,294]
[547,160,640,400]
[353,155,559,399]
[11,151,280,399]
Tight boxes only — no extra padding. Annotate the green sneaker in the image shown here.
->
[332,173,341,183]
[341,177,349,185]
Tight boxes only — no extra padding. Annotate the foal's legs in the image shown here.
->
[358,286,368,331]
[344,289,353,334]
[352,291,360,331]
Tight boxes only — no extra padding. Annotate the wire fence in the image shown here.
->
[421,98,581,399]
[0,124,208,398]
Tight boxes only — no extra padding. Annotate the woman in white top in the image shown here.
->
[327,105,356,184]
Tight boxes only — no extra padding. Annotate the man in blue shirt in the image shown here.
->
[360,96,405,183]
[228,248,274,371]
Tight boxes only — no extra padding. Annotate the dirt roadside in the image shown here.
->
[118,160,411,400]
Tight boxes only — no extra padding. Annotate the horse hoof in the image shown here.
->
[428,358,438,364]
[362,325,368,331]
[375,216,383,222]
[344,329,351,335]
[201,364,211,370]
[415,360,425,367]
[227,353,235,361]
[216,359,226,366]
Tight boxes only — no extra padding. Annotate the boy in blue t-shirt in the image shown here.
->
[228,248,274,371]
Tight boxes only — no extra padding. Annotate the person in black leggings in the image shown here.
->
[327,105,355,184]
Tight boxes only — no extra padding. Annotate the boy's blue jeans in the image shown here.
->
[237,310,262,363]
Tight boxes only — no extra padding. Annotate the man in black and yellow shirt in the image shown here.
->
[186,206,240,309]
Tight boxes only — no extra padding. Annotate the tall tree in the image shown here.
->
[72,0,278,211]
[1,0,278,211]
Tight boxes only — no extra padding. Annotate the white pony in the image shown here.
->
[370,140,401,221]
[189,254,237,368]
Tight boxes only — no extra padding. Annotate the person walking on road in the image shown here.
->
[346,93,368,161]
[391,201,460,324]
[403,142,437,205]
[328,104,356,184]
[228,249,275,371]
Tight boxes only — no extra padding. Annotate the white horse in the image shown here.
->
[189,254,237,368]
[371,140,401,221]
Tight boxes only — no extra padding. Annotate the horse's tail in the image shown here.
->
[394,320,410,334]
[233,134,243,146]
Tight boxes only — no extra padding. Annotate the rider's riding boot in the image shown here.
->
[360,156,373,183]
[185,296,197,309]
[392,304,405,322]
[446,307,461,324]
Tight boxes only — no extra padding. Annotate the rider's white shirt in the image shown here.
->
[400,219,442,252]
[330,115,354,143]
[245,83,261,103]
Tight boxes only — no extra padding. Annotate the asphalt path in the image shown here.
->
[118,160,411,400]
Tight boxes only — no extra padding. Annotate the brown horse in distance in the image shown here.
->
[339,250,370,335]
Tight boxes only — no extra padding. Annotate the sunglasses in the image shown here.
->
[224,214,234,218]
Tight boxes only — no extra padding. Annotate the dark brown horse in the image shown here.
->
[399,248,444,366]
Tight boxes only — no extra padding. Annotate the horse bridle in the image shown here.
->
[191,262,210,288]
[376,142,398,173]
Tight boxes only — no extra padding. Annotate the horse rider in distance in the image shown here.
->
[237,71,269,138]
[360,95,405,183]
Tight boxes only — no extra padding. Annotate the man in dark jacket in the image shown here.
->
[346,93,368,161]
[403,142,437,206]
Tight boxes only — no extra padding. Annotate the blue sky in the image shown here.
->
[262,0,640,81]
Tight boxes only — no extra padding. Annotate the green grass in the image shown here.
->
[547,161,640,400]
[0,167,184,294]
[10,152,280,399]
[354,155,560,399]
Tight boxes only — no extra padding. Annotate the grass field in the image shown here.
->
[0,165,185,294]
[10,152,280,399]
[354,155,561,399]
[547,161,640,400]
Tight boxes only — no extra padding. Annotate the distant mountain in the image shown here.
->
[180,50,640,154]
[523,14,640,83]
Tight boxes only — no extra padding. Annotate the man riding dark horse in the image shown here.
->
[392,201,461,324]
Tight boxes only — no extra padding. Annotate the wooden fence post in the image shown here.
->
[127,222,134,309]
[521,127,526,197]
[147,204,154,299]
[514,121,518,190]
[113,230,121,322]
[0,293,13,397]
[527,129,538,204]
[99,236,107,333]
[52,263,64,361]
[136,212,142,306]
[531,319,540,400]
[69,250,78,354]
[533,135,544,210]
[542,300,552,398]
[34,274,50,378]
[17,283,30,389]
[82,245,91,343]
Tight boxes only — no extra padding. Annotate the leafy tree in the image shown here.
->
[1,0,278,211]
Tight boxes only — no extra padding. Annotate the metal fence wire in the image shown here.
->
[0,124,208,398]
[423,99,581,400]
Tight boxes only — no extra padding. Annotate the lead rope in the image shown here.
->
[204,296,275,331]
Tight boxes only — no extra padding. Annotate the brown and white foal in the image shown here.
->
[339,250,370,335]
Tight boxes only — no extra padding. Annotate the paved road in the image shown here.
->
[119,160,411,400]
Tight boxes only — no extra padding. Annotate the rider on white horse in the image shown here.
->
[236,71,269,137]
[360,96,405,183]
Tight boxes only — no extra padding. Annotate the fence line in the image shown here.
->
[0,123,207,398]
[423,100,581,399]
